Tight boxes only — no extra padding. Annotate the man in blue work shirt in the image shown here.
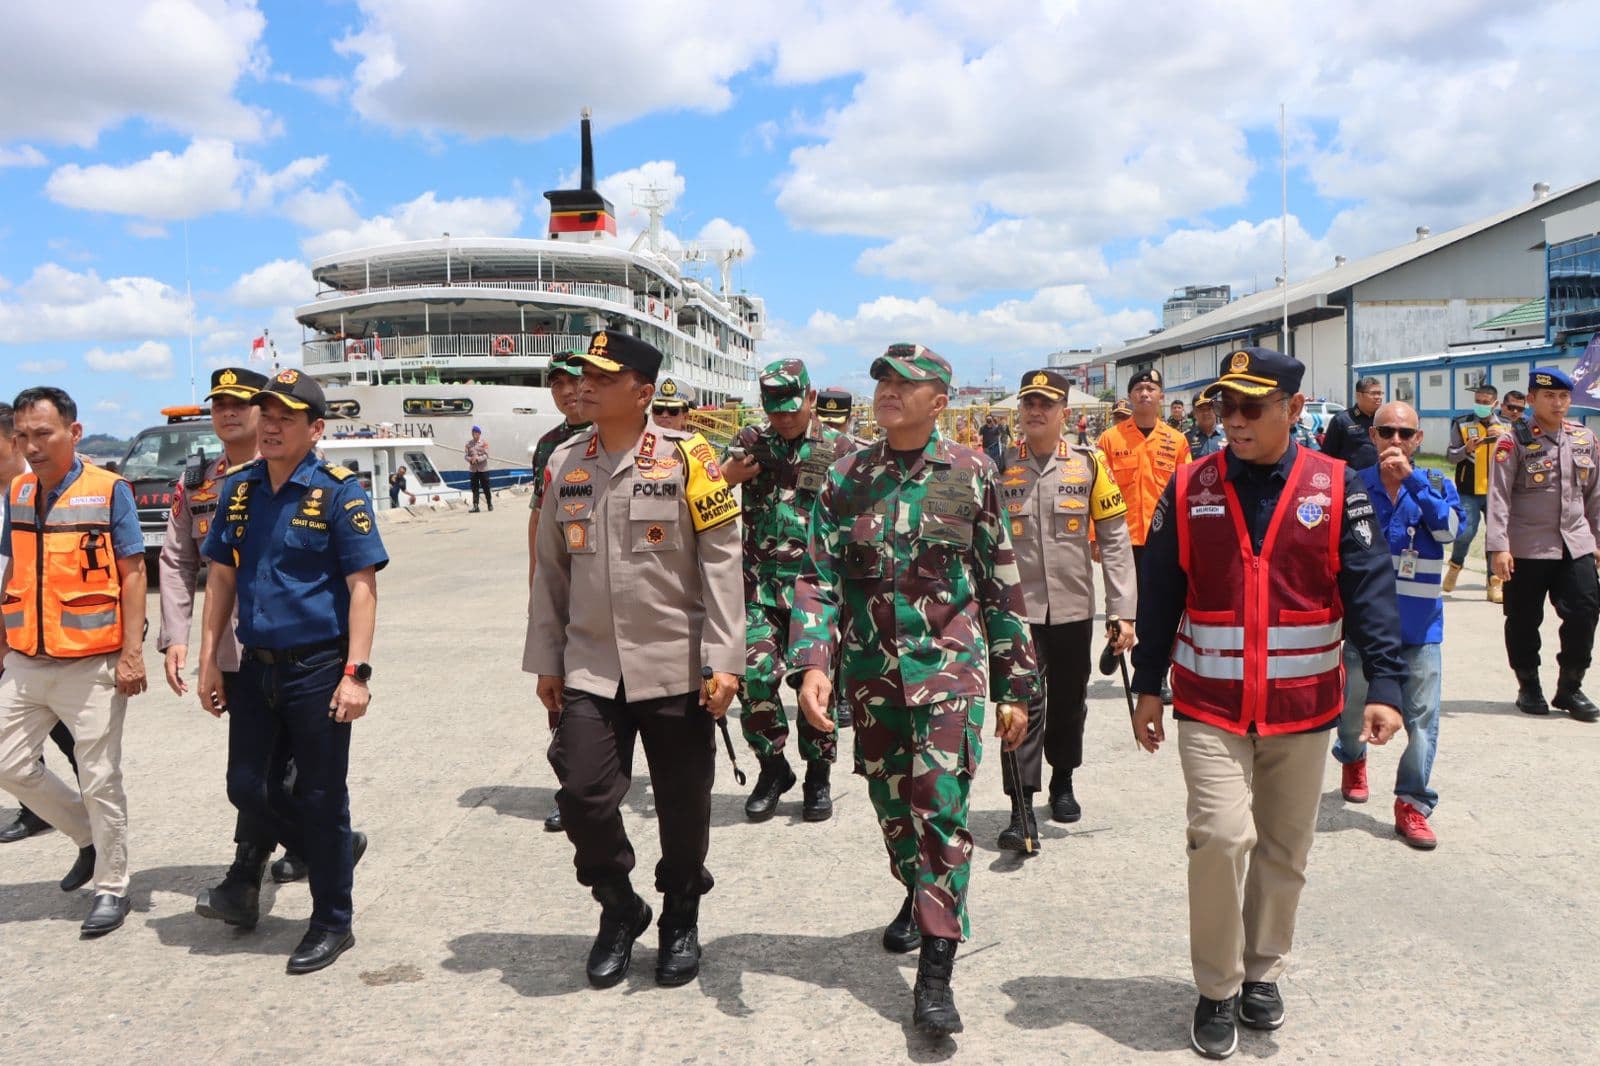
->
[196,368,388,975]
[1332,401,1462,850]
[1184,394,1226,458]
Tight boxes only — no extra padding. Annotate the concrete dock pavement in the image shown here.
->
[3,496,1599,1063]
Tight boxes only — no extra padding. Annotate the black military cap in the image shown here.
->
[816,388,853,424]
[1128,367,1163,389]
[1192,393,1214,409]
[1200,347,1305,400]
[206,366,267,401]
[1017,368,1070,401]
[572,330,663,381]
[250,366,327,418]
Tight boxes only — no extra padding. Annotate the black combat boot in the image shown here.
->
[195,842,272,929]
[997,796,1041,855]
[1049,774,1082,823]
[912,936,964,1036]
[1553,668,1600,723]
[882,890,921,953]
[1515,669,1551,716]
[835,700,853,730]
[743,754,796,822]
[655,894,702,986]
[802,761,833,822]
[586,878,652,989]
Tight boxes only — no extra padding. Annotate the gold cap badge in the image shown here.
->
[1230,350,1250,373]
[219,369,238,386]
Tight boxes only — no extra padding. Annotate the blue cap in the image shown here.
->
[1198,347,1306,400]
[1529,366,1574,392]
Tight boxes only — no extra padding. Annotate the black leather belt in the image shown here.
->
[244,637,347,666]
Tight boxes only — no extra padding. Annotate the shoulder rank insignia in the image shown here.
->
[322,464,356,481]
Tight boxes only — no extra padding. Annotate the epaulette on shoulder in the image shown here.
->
[224,458,261,476]
[320,463,356,481]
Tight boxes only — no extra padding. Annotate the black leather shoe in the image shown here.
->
[587,879,652,989]
[1553,670,1600,722]
[835,702,853,729]
[80,892,130,937]
[195,843,272,929]
[912,936,963,1036]
[0,809,52,843]
[655,894,702,987]
[1049,779,1082,824]
[271,851,308,883]
[60,845,95,892]
[997,808,1041,855]
[801,761,833,822]
[1515,670,1551,716]
[1191,993,1239,1059]
[286,927,355,974]
[1237,981,1285,1030]
[743,754,796,822]
[544,807,564,833]
[882,892,921,953]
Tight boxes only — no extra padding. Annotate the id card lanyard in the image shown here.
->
[1398,524,1419,579]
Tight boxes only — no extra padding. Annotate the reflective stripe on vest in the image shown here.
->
[1170,449,1348,736]
[4,465,125,658]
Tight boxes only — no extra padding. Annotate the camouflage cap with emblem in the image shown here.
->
[869,342,952,392]
[250,367,327,418]
[1017,368,1070,402]
[549,350,582,378]
[816,388,854,425]
[571,330,663,381]
[1199,346,1305,401]
[652,375,695,411]
[759,358,812,414]
[206,366,268,402]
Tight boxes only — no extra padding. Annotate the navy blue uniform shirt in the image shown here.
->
[202,451,388,649]
[1320,406,1378,470]
[1132,440,1407,720]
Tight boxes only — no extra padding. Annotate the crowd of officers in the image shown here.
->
[1,332,1594,1058]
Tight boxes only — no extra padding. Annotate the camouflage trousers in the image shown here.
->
[853,695,983,941]
[740,601,837,764]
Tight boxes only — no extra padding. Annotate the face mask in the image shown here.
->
[1473,404,1493,419]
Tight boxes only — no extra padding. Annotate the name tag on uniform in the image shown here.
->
[1398,550,1419,579]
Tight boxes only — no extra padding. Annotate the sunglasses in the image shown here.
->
[1375,426,1418,441]
[650,405,680,415]
[1216,393,1284,420]
[1503,404,1526,414]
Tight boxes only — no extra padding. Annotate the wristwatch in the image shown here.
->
[344,662,373,683]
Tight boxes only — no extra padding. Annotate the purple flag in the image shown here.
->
[1574,333,1600,410]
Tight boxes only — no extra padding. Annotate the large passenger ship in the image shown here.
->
[293,111,764,492]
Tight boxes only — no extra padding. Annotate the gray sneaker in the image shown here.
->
[1237,981,1284,1030]
[1191,994,1238,1059]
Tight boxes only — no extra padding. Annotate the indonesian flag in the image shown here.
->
[372,334,382,358]
[250,335,267,360]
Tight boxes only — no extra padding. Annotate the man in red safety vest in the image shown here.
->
[1128,347,1406,1061]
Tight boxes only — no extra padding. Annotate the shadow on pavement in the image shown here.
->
[458,783,760,831]
[999,973,1192,1052]
[1316,790,1393,839]
[1440,698,1514,717]
[1,863,232,925]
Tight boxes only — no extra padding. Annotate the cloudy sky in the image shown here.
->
[2,0,1597,434]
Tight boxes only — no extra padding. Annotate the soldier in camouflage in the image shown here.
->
[722,359,858,822]
[788,343,1038,1037]
[527,351,590,834]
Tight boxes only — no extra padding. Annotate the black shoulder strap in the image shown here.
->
[1515,420,1536,446]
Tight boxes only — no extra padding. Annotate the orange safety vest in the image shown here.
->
[1096,418,1191,545]
[3,464,126,658]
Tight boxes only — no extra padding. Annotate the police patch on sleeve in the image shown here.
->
[349,509,374,535]
[680,433,740,532]
[1089,455,1128,521]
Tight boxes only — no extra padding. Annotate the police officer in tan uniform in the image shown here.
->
[650,375,695,431]
[997,369,1137,848]
[525,330,744,991]
[1487,366,1600,721]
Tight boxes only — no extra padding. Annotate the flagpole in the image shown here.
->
[1280,102,1289,355]
[184,220,196,403]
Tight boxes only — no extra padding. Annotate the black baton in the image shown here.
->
[704,667,747,786]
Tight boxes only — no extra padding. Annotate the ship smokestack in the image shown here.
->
[544,108,617,242]
[580,107,596,191]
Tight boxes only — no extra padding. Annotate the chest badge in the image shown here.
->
[645,524,666,544]
[564,468,591,484]
[1010,519,1024,537]
[1295,493,1330,529]
[566,522,588,551]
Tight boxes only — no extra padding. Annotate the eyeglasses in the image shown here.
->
[1374,426,1418,441]
[1216,393,1284,420]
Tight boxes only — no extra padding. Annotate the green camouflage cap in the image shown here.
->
[869,342,952,390]
[549,350,582,377]
[759,357,811,413]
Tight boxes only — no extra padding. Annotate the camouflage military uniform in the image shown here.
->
[788,427,1039,939]
[529,419,592,511]
[730,418,857,762]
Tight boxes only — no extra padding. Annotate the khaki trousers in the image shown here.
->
[0,652,129,895]
[1177,720,1328,1000]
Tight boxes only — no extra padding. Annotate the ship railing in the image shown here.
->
[634,293,675,324]
[315,278,636,306]
[303,332,592,365]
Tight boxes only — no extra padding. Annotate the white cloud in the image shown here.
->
[0,144,46,167]
[299,190,523,259]
[281,182,362,231]
[695,218,757,260]
[0,0,270,146]
[94,399,121,412]
[334,1,777,139]
[44,139,325,222]
[0,263,191,343]
[126,221,169,239]
[227,258,310,308]
[597,160,687,242]
[18,359,68,374]
[85,340,175,379]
